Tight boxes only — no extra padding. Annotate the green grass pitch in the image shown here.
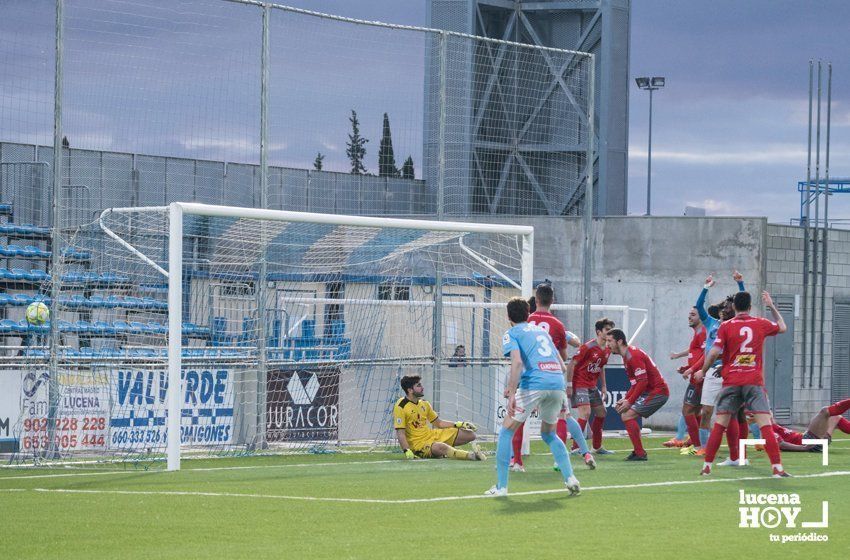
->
[1,435,848,559]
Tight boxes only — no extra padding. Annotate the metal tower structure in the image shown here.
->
[427,0,630,216]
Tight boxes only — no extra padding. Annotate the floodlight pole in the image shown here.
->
[636,77,664,216]
[646,87,653,216]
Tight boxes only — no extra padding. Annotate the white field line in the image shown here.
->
[2,439,848,481]
[19,470,850,504]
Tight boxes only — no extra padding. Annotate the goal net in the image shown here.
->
[8,203,532,469]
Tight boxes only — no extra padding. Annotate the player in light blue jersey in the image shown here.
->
[693,272,743,448]
[693,271,760,465]
[485,297,580,497]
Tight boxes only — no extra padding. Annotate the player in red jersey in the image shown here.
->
[510,284,594,471]
[670,307,706,454]
[569,317,615,454]
[696,290,789,477]
[769,398,850,452]
[606,329,670,461]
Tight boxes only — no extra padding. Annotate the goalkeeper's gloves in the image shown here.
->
[403,448,415,460]
[455,421,478,432]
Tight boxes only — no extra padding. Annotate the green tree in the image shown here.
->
[378,113,398,177]
[346,110,368,175]
[401,156,415,180]
[313,152,324,171]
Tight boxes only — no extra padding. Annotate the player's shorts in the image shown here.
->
[631,392,669,418]
[715,385,771,415]
[571,387,604,408]
[700,366,723,406]
[801,430,829,453]
[411,427,459,458]
[683,383,702,407]
[512,389,566,425]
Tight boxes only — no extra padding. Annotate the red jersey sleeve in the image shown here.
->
[571,343,588,366]
[758,317,781,338]
[625,353,649,404]
[549,322,567,351]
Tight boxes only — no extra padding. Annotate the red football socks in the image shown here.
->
[704,422,727,464]
[837,417,850,434]
[739,419,749,441]
[624,418,645,455]
[685,414,702,447]
[827,399,850,417]
[759,424,783,465]
[557,418,569,445]
[511,422,524,465]
[726,418,740,461]
[591,416,605,449]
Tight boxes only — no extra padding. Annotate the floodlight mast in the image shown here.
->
[635,76,665,216]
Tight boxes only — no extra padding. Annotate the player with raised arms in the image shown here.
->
[393,375,486,461]
[695,290,789,477]
[486,297,581,497]
[691,271,755,464]
[569,317,616,454]
[606,329,670,461]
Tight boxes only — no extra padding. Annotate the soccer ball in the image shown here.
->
[25,301,49,325]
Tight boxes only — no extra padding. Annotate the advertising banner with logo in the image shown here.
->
[110,368,234,448]
[267,367,339,443]
[11,369,111,454]
[0,367,235,454]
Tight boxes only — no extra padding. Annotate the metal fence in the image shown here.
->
[0,0,593,220]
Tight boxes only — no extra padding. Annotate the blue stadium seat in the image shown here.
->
[111,320,130,334]
[25,321,48,334]
[0,319,17,334]
[123,296,143,309]
[0,245,24,257]
[64,294,87,309]
[26,269,49,282]
[61,248,90,261]
[74,320,93,334]
[88,295,105,307]
[60,271,85,284]
[105,295,123,308]
[22,245,48,258]
[0,224,51,238]
[128,321,148,334]
[0,203,13,216]
[146,321,167,334]
[98,272,130,285]
[91,321,113,336]
[11,294,33,306]
[0,293,11,306]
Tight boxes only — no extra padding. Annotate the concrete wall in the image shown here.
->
[766,224,850,424]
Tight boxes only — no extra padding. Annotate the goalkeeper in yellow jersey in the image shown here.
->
[393,375,486,461]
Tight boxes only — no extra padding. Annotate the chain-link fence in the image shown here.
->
[1,0,593,221]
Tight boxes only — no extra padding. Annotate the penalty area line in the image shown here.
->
[27,470,850,505]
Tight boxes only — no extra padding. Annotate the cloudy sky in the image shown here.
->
[1,0,847,224]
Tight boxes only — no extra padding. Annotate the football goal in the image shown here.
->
[9,203,533,470]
